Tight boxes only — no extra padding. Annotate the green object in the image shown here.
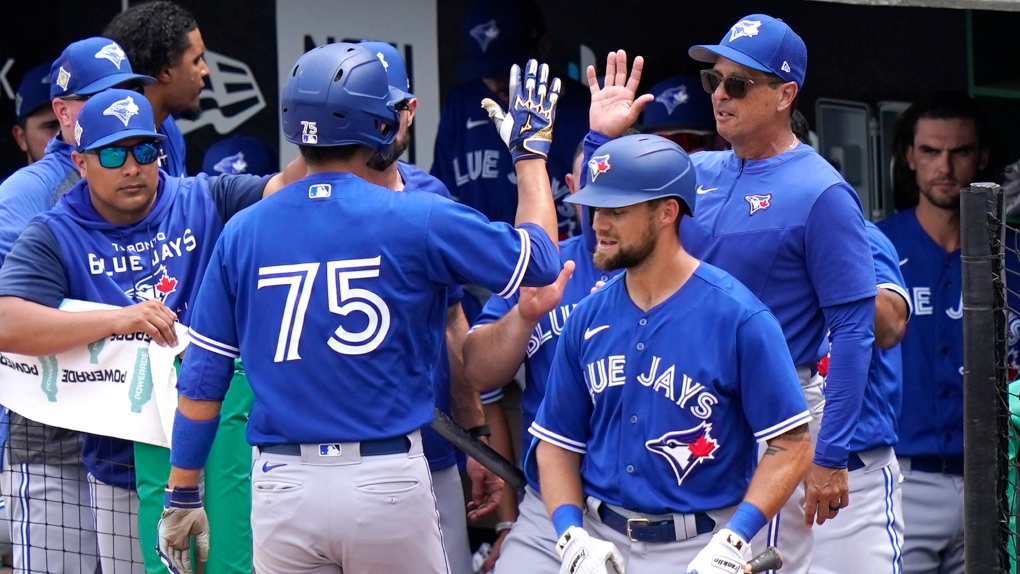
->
[1008,379,1020,574]
[88,338,106,364]
[136,359,254,573]
[39,355,58,402]
[129,348,154,413]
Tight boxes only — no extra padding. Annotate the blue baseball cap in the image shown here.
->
[15,62,53,122]
[201,136,274,176]
[50,37,155,100]
[639,75,715,134]
[73,89,166,151]
[359,41,413,100]
[688,14,806,87]
[457,0,533,81]
[565,134,697,216]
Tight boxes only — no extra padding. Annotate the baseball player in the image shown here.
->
[104,0,209,177]
[531,133,812,574]
[582,23,877,570]
[0,88,289,574]
[156,43,562,574]
[811,220,910,573]
[876,92,993,574]
[0,37,153,574]
[11,61,60,166]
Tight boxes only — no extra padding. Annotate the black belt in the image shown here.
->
[909,455,963,476]
[260,436,411,457]
[597,503,715,543]
[847,452,865,471]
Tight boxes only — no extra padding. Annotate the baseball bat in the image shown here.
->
[746,546,783,573]
[430,408,527,490]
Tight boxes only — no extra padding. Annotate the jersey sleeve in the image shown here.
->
[0,171,57,264]
[206,174,271,222]
[469,292,517,332]
[738,310,812,440]
[0,222,68,308]
[868,224,911,319]
[176,235,241,402]
[528,314,591,454]
[423,198,560,297]
[805,185,877,307]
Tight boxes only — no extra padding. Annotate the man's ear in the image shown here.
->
[776,82,798,113]
[407,97,418,125]
[12,125,28,153]
[71,151,88,178]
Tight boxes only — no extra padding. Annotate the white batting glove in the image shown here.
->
[156,486,209,574]
[480,59,561,163]
[555,526,626,574]
[686,529,752,574]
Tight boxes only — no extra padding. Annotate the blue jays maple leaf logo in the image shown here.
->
[588,154,611,182]
[729,19,762,42]
[470,19,500,52]
[94,43,128,69]
[745,194,772,215]
[656,84,690,115]
[645,422,719,487]
[103,96,140,127]
[213,151,248,175]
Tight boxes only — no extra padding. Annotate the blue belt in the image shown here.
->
[597,503,715,543]
[260,436,411,457]
[910,455,963,476]
[847,452,865,471]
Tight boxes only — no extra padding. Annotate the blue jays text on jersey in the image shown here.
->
[176,172,559,448]
[529,264,810,515]
[0,170,266,489]
[430,79,591,240]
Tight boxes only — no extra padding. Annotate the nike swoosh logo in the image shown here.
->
[262,462,287,472]
[696,186,718,195]
[584,325,610,340]
[466,118,489,129]
[899,258,909,266]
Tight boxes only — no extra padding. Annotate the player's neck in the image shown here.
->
[379,164,405,192]
[306,150,391,188]
[915,198,961,253]
[731,126,798,161]
[144,88,170,128]
[623,243,699,312]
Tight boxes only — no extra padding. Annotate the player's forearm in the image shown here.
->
[874,289,907,350]
[167,397,224,488]
[535,440,585,518]
[514,159,559,245]
[485,402,520,522]
[0,297,118,355]
[745,424,813,519]
[463,312,534,392]
[448,305,484,427]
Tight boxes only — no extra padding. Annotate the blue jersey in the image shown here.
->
[430,79,590,240]
[847,222,911,453]
[177,172,559,447]
[530,264,810,514]
[473,235,618,461]
[0,171,266,488]
[159,117,187,177]
[0,135,79,265]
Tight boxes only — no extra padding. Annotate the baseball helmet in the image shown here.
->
[282,43,402,152]
[565,134,698,216]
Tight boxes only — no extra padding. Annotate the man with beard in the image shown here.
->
[531,134,812,574]
[104,0,209,176]
[877,92,993,574]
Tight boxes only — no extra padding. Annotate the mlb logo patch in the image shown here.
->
[319,443,342,457]
[745,194,772,215]
[309,183,332,199]
[56,67,71,91]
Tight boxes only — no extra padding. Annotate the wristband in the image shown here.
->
[495,521,514,534]
[726,501,768,542]
[467,424,492,439]
[168,410,220,470]
[163,485,202,509]
[551,504,583,537]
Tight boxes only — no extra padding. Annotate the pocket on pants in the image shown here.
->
[355,477,420,496]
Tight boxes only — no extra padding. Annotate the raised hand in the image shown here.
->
[587,50,654,138]
[519,261,576,323]
[481,59,562,163]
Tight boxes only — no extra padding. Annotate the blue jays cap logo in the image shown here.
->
[213,152,248,175]
[745,194,772,214]
[95,42,128,69]
[656,84,690,116]
[588,154,611,182]
[309,183,332,199]
[470,19,500,52]
[103,96,140,127]
[729,19,762,42]
[645,422,718,487]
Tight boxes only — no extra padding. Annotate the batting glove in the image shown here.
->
[157,486,209,574]
[686,528,752,574]
[555,525,626,574]
[480,59,561,163]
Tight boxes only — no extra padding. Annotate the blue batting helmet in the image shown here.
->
[282,43,402,152]
[566,134,697,216]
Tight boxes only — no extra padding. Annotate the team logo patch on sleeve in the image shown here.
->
[94,43,128,69]
[745,194,772,214]
[645,422,718,487]
[588,154,611,182]
[729,19,762,41]
[309,183,332,199]
[103,96,140,126]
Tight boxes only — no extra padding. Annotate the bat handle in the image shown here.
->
[746,546,783,573]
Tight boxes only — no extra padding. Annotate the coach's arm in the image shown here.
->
[874,288,908,350]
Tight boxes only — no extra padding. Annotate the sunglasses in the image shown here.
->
[699,69,782,100]
[87,142,161,169]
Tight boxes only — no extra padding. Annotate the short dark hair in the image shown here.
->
[646,196,684,233]
[891,91,1000,210]
[299,144,361,166]
[103,1,198,77]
